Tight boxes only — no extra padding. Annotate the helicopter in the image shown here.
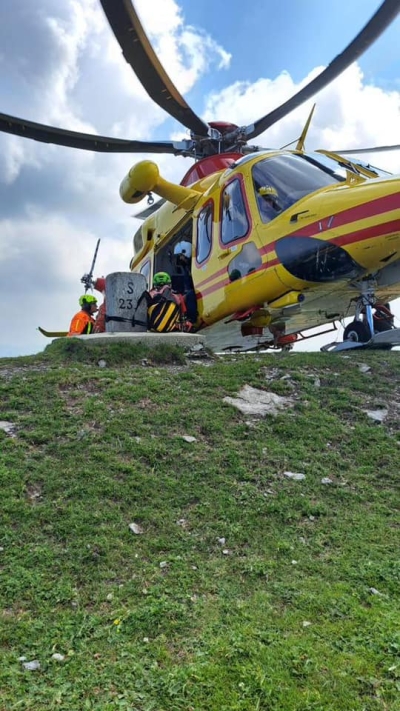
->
[1,0,400,352]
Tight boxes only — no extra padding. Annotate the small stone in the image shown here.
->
[97,359,107,368]
[217,537,226,545]
[321,477,333,485]
[143,637,150,643]
[302,621,312,627]
[222,549,230,555]
[308,515,315,521]
[22,660,40,671]
[182,435,197,443]
[0,421,17,437]
[291,560,298,565]
[365,408,388,423]
[52,653,65,662]
[192,565,198,570]
[176,518,187,527]
[369,587,383,596]
[128,522,143,535]
[358,363,371,373]
[284,471,306,481]
[159,561,168,568]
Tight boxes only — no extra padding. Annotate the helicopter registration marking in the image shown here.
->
[318,216,335,232]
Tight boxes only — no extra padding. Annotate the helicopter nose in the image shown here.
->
[275,235,363,283]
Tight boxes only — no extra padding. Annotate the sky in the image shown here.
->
[0,0,399,357]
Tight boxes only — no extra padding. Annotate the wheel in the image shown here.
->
[343,320,371,343]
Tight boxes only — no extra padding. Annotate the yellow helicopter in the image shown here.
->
[1,0,400,351]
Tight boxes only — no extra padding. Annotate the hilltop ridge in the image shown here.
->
[1,343,399,710]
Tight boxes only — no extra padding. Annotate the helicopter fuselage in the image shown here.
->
[128,150,400,337]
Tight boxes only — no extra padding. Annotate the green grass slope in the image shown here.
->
[1,343,399,711]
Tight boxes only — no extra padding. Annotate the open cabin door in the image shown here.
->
[152,217,195,296]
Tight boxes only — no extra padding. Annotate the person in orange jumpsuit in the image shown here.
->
[67,294,98,336]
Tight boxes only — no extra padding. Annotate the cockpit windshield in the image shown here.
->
[252,153,343,224]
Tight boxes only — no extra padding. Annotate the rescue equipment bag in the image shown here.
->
[147,291,181,333]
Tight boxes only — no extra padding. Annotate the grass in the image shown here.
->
[0,344,399,710]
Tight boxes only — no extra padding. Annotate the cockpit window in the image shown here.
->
[221,179,249,244]
[304,152,349,179]
[252,153,342,224]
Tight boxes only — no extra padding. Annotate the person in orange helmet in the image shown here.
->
[67,294,98,337]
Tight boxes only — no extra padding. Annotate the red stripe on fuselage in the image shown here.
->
[332,218,400,248]
[291,191,400,239]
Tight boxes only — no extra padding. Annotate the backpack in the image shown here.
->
[146,288,181,333]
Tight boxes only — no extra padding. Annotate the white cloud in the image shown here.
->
[203,63,400,172]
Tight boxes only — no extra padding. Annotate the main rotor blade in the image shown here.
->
[331,144,400,155]
[100,0,209,137]
[0,112,187,154]
[245,0,400,140]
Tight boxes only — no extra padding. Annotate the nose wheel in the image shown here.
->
[343,284,394,343]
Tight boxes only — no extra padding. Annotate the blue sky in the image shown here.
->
[0,0,399,356]
[180,0,400,96]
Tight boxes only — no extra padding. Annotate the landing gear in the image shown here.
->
[321,284,399,353]
[343,320,370,343]
[343,281,394,344]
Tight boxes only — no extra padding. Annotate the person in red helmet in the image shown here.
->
[93,277,106,333]
[68,294,98,336]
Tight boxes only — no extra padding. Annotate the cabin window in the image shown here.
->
[221,179,249,245]
[196,203,213,263]
[133,227,144,254]
[139,260,151,289]
[228,242,262,281]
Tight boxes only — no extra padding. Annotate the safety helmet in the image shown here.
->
[173,241,192,258]
[153,272,171,287]
[79,294,98,307]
